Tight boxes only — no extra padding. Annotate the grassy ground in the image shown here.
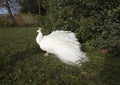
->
[0,27,120,85]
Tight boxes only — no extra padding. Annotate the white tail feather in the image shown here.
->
[36,30,88,66]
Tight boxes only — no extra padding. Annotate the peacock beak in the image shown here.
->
[36,30,39,32]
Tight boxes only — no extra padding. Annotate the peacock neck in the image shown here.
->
[36,32,43,44]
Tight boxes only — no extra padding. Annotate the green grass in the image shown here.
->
[0,27,120,85]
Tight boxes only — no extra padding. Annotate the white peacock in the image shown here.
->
[36,28,88,66]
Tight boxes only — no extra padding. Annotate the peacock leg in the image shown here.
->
[44,52,49,56]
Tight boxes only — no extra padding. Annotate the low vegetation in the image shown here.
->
[0,27,120,85]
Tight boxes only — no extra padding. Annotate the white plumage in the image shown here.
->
[36,28,88,66]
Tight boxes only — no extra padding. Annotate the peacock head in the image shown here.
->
[36,27,42,33]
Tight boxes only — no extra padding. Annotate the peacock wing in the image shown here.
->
[47,30,88,66]
[48,30,80,46]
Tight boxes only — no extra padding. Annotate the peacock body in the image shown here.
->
[36,28,88,66]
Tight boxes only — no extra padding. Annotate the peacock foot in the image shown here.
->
[44,52,49,56]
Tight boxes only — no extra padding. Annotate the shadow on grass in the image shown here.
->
[11,46,41,63]
[0,46,42,80]
[100,57,120,85]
